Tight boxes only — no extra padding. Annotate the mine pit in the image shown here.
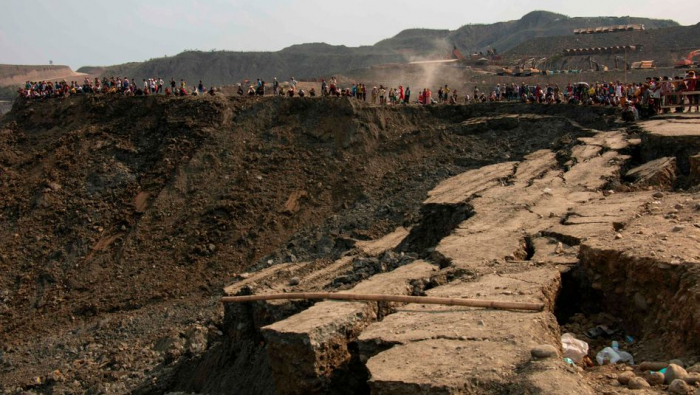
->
[1,96,699,394]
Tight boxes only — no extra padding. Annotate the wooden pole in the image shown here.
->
[220,292,544,311]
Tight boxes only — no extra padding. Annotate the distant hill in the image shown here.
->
[60,12,688,86]
[506,22,700,68]
[378,12,678,57]
[0,65,87,87]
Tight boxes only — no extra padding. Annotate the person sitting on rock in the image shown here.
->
[309,87,316,97]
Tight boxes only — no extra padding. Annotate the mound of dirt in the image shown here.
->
[0,95,621,392]
[0,65,87,87]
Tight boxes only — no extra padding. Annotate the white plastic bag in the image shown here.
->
[561,333,589,364]
[617,351,634,365]
[596,347,621,365]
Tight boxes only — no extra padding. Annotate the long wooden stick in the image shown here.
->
[220,292,544,311]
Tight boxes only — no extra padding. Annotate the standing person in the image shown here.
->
[685,71,698,113]
[290,77,297,89]
[273,78,280,95]
[404,86,411,104]
[660,76,673,113]
[371,86,378,104]
[158,78,164,94]
[320,79,327,96]
[198,80,204,94]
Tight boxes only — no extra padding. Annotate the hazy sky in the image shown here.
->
[1,0,698,70]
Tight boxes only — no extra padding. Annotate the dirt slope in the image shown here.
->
[0,65,87,87]
[0,96,622,392]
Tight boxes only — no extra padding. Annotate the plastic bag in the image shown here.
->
[595,347,634,365]
[617,351,634,365]
[596,347,621,365]
[561,333,589,364]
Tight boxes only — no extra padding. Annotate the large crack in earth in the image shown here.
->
[1,96,698,394]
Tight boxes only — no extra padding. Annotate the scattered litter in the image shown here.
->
[596,346,634,366]
[625,335,634,343]
[561,333,589,364]
[585,325,617,339]
[563,357,575,366]
[543,188,553,195]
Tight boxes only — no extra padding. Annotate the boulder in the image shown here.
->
[625,157,677,189]
[665,364,689,384]
[530,344,559,359]
[617,371,635,385]
[668,379,691,395]
[627,377,650,389]
[645,371,665,386]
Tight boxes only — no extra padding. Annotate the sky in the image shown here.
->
[1,0,698,70]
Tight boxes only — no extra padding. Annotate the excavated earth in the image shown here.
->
[0,95,698,394]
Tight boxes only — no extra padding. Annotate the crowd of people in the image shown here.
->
[17,77,217,98]
[307,71,699,119]
[15,70,699,118]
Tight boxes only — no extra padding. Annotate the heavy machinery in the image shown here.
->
[512,58,534,76]
[588,57,602,72]
[674,50,700,68]
[516,58,544,76]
